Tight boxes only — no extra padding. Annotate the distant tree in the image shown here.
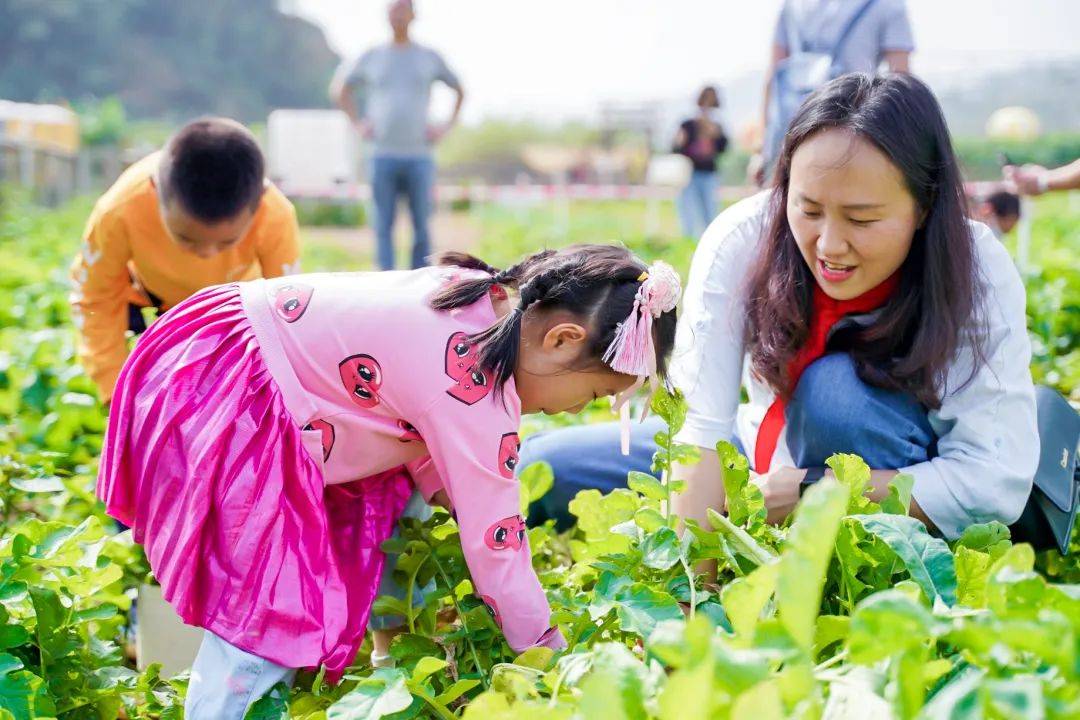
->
[0,0,339,121]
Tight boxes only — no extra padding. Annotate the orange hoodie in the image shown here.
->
[70,152,301,402]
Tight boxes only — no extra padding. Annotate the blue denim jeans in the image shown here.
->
[517,354,936,529]
[676,170,719,239]
[370,155,435,270]
[368,490,435,631]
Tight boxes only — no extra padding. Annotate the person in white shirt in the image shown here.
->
[519,73,1038,541]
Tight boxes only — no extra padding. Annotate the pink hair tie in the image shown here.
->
[603,261,682,454]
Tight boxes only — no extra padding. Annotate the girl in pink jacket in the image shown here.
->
[97,245,680,717]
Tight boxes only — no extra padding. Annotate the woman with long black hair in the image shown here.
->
[520,73,1038,539]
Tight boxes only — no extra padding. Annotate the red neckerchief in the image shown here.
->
[753,272,900,472]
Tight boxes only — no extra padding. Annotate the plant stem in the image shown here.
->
[411,686,458,720]
[404,551,430,634]
[814,650,848,674]
[430,554,487,688]
[707,510,776,566]
[680,555,696,619]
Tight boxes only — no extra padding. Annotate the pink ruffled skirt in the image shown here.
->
[97,284,412,677]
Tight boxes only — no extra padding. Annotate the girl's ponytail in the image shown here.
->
[429,250,555,311]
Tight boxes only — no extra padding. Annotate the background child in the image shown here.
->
[69,117,300,404]
[970,188,1021,238]
[96,245,679,718]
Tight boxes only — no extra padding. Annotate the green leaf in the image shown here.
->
[707,509,775,567]
[851,515,957,606]
[616,583,683,637]
[641,528,682,570]
[0,627,29,652]
[812,615,850,657]
[657,650,715,720]
[389,634,442,666]
[627,472,666,503]
[955,522,1012,556]
[721,561,778,644]
[435,678,481,706]
[0,655,22,677]
[776,478,849,651]
[955,547,992,608]
[328,668,413,720]
[826,454,872,508]
[0,668,49,720]
[918,669,983,720]
[634,507,666,533]
[846,590,937,664]
[514,646,554,670]
[569,489,642,542]
[244,682,291,719]
[731,679,785,720]
[577,643,650,720]
[410,656,448,685]
[880,473,914,515]
[650,387,688,434]
[519,461,554,516]
[716,441,764,528]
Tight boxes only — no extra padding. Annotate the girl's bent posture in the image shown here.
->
[97,245,679,717]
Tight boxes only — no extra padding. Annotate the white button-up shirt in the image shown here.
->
[670,193,1039,539]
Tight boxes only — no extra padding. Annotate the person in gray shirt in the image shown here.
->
[330,0,464,270]
[753,0,914,185]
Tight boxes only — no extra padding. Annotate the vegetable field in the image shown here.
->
[0,189,1077,719]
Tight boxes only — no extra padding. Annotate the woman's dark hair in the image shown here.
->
[745,73,984,408]
[697,85,721,109]
[430,245,678,395]
[159,117,265,222]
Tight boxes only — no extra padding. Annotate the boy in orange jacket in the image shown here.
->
[70,117,301,403]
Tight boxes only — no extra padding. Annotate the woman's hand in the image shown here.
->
[751,466,807,525]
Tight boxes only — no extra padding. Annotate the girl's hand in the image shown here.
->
[751,466,807,525]
[430,489,452,511]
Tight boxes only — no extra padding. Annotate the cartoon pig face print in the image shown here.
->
[273,283,313,323]
[498,433,521,479]
[479,595,502,628]
[444,332,480,381]
[338,354,383,409]
[302,419,335,462]
[484,515,526,551]
[397,419,423,442]
[444,331,491,405]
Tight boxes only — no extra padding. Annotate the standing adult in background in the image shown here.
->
[330,0,465,271]
[752,0,914,185]
[673,85,729,239]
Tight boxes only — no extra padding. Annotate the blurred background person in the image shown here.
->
[672,84,728,239]
[755,0,915,185]
[970,188,1021,238]
[1005,158,1080,195]
[329,0,464,270]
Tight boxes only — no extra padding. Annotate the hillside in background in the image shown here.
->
[934,58,1080,136]
[0,0,340,121]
